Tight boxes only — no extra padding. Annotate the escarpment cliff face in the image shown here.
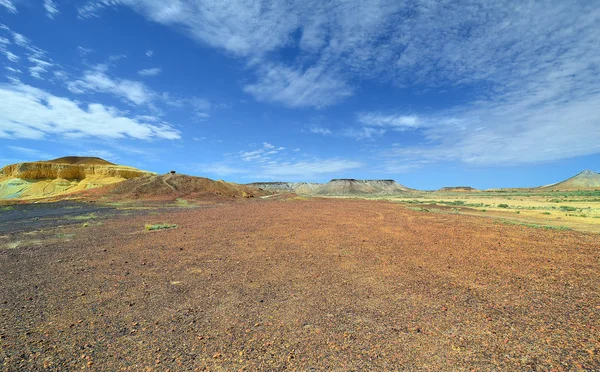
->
[0,157,153,200]
[249,179,412,196]
[1,162,149,180]
[314,179,412,195]
[247,182,322,193]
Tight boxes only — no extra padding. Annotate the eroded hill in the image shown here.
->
[0,157,152,200]
[87,173,268,201]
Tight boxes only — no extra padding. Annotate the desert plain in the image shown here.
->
[1,158,600,370]
[1,194,600,371]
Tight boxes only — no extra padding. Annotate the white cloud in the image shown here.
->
[0,83,180,140]
[11,32,28,47]
[77,46,95,56]
[308,126,331,136]
[0,0,16,13]
[342,127,386,141]
[0,25,56,79]
[199,141,362,180]
[244,64,352,108]
[43,0,59,19]
[4,50,18,62]
[358,113,421,130]
[28,56,53,79]
[75,1,600,166]
[138,67,161,76]
[68,69,155,106]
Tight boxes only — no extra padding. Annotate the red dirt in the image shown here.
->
[1,198,599,370]
[78,173,269,202]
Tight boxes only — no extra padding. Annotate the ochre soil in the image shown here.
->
[1,198,599,370]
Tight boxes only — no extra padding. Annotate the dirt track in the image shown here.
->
[1,198,599,370]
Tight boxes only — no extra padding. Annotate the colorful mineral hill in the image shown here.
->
[0,156,153,200]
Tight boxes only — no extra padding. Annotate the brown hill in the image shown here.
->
[41,156,116,165]
[438,186,479,192]
[0,157,152,200]
[540,170,600,191]
[89,173,268,201]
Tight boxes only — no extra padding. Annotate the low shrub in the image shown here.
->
[145,223,178,231]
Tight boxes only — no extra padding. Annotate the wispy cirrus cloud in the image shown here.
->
[38,1,600,168]
[138,67,161,76]
[43,0,59,19]
[358,113,421,131]
[198,141,362,180]
[244,64,352,108]
[0,0,17,13]
[0,25,55,80]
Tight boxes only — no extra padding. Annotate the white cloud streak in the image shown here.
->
[138,67,161,76]
[0,83,180,140]
[43,0,59,19]
[0,0,16,13]
[68,69,156,105]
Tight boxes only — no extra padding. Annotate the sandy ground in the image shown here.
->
[1,198,599,371]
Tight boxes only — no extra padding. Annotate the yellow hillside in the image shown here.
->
[0,157,153,200]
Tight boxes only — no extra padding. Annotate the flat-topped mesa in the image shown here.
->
[246,182,295,192]
[315,178,412,195]
[0,162,150,180]
[246,182,323,193]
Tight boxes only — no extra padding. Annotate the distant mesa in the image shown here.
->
[247,182,321,194]
[539,169,600,191]
[314,179,412,195]
[0,156,152,200]
[438,186,479,192]
[249,179,412,196]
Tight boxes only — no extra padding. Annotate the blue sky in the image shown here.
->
[1,0,599,189]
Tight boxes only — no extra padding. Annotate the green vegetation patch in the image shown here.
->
[559,205,577,212]
[495,219,571,231]
[145,223,178,231]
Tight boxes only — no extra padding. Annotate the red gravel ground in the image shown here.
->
[1,198,599,370]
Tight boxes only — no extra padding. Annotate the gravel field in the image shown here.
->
[1,198,599,370]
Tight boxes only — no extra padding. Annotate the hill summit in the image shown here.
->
[87,173,268,201]
[541,169,600,190]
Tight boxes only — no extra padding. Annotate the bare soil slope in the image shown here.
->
[2,198,598,370]
[540,169,600,190]
[88,173,268,201]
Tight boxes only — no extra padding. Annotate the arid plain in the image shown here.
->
[1,158,600,370]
